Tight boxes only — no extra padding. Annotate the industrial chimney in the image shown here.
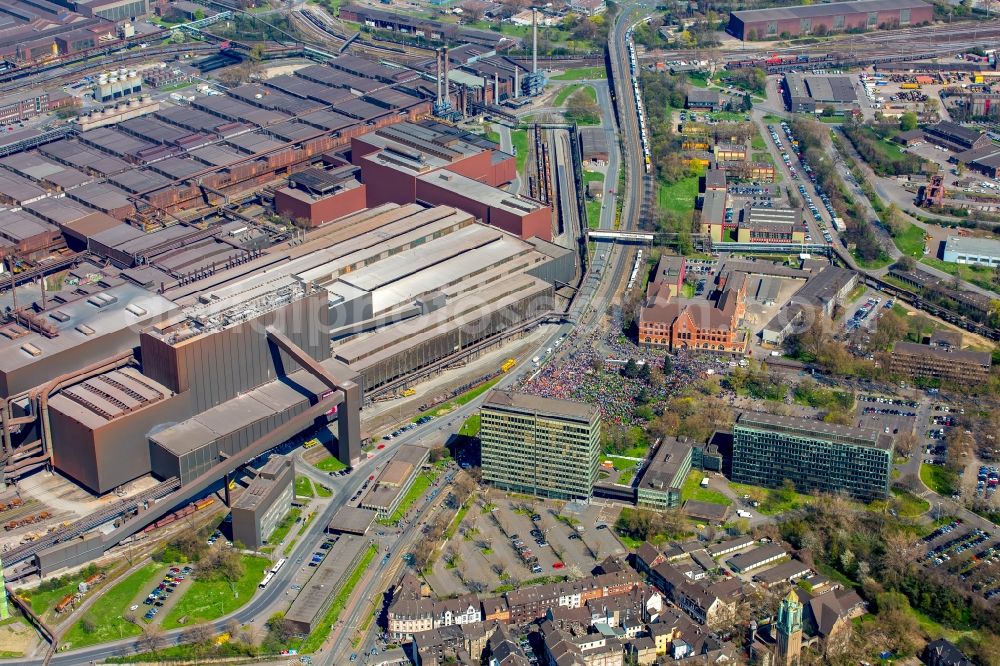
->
[514,66,520,99]
[494,72,500,104]
[532,8,538,74]
[443,45,450,105]
[435,48,442,105]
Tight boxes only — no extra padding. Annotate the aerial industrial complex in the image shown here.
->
[0,0,999,662]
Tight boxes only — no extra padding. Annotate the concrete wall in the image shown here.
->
[489,154,517,187]
[273,185,368,227]
[49,390,193,494]
[359,156,419,207]
[37,533,106,576]
[140,291,331,414]
[414,177,553,241]
[149,391,324,485]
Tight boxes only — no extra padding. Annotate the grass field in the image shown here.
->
[585,170,605,229]
[601,456,636,471]
[265,507,300,547]
[553,83,581,107]
[459,414,481,437]
[511,129,530,173]
[412,377,501,422]
[853,251,893,270]
[62,563,162,648]
[484,125,500,144]
[379,471,436,525]
[316,483,332,498]
[161,556,270,629]
[728,481,811,516]
[686,71,709,88]
[921,463,958,496]
[892,222,926,259]
[551,66,607,80]
[921,257,997,291]
[751,134,766,151]
[847,283,867,302]
[891,487,930,518]
[657,174,700,215]
[707,111,748,122]
[314,456,347,473]
[18,567,107,616]
[587,199,602,229]
[680,471,731,506]
[295,476,314,498]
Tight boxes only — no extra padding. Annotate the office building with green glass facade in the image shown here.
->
[732,412,893,500]
[480,390,600,501]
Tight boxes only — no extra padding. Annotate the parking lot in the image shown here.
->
[921,519,1000,603]
[767,121,838,244]
[855,394,919,437]
[139,564,195,624]
[424,496,625,597]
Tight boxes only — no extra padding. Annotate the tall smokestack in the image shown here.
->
[435,48,442,104]
[494,72,500,104]
[532,9,538,74]
[443,45,450,106]
[514,66,520,99]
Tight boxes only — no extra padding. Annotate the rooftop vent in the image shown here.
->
[87,292,119,309]
[21,343,42,357]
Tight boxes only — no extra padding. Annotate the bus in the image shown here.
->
[500,358,516,373]
[271,558,286,575]
[259,572,275,589]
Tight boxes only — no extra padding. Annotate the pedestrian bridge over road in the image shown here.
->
[586,230,654,243]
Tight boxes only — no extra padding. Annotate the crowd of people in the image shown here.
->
[514,307,726,427]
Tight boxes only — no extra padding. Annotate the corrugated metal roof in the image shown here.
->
[732,0,929,22]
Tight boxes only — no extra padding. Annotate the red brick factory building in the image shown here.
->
[727,0,932,41]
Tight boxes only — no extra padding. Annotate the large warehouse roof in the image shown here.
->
[732,0,929,21]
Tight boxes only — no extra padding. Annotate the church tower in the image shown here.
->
[775,590,803,666]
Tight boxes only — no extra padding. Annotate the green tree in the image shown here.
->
[193,8,205,19]
[623,358,640,379]
[564,88,600,125]
[900,111,919,131]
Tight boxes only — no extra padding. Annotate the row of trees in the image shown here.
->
[791,118,886,263]
[615,506,687,543]
[842,122,928,177]
[778,494,1000,662]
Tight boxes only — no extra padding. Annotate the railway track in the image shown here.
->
[292,7,432,61]
[0,42,220,94]
[636,18,1000,63]
[1,478,180,567]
